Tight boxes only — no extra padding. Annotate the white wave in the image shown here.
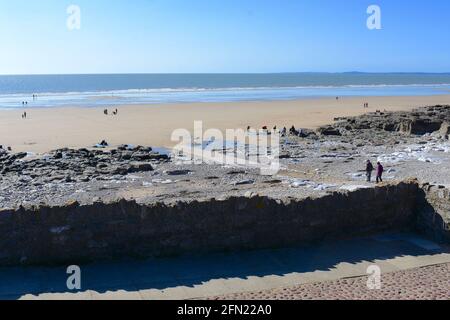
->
[1,83,450,98]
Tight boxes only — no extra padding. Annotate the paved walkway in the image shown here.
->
[0,233,448,300]
[210,263,449,300]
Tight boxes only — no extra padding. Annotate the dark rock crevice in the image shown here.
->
[415,184,450,243]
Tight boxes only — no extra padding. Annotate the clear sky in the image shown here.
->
[0,0,449,74]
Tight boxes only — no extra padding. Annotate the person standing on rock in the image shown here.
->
[366,160,374,182]
[376,162,384,183]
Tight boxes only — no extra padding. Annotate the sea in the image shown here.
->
[0,73,449,109]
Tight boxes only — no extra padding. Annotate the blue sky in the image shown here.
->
[0,0,449,74]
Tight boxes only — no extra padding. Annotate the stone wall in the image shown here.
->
[0,181,419,266]
[416,184,450,243]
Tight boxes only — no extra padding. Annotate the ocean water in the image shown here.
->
[0,73,449,109]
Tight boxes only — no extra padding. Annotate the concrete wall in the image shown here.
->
[0,181,419,266]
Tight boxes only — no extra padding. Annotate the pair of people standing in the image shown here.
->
[366,160,383,183]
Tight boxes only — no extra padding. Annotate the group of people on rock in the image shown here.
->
[289,126,305,136]
[245,125,305,138]
[366,160,384,183]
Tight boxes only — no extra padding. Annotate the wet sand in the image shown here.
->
[1,94,450,153]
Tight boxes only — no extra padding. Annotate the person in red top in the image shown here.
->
[376,162,384,183]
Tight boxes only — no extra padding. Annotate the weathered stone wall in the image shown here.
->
[416,184,450,243]
[0,181,419,266]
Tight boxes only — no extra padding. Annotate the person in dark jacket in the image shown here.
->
[376,162,384,183]
[366,160,374,182]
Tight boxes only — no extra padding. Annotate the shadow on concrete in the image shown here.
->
[0,232,447,299]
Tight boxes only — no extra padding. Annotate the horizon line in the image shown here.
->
[2,71,450,77]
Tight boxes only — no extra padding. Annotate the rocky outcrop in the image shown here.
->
[0,146,168,184]
[399,119,443,135]
[440,122,450,139]
[0,181,419,266]
[321,105,450,136]
[317,126,342,136]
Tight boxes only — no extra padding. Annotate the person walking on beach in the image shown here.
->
[376,162,384,183]
[366,160,374,182]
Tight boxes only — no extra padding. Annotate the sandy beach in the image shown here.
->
[1,94,450,153]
